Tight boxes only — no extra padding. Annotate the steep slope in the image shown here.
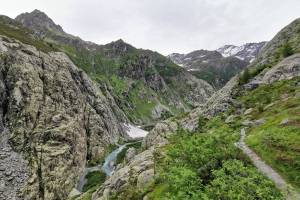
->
[251,18,300,67]
[217,42,266,62]
[0,35,128,200]
[92,18,300,200]
[15,10,214,124]
[169,50,248,88]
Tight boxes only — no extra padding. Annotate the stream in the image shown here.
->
[76,142,139,192]
[102,144,128,176]
[76,124,148,193]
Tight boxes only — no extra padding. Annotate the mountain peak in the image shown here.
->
[15,9,64,37]
[217,42,267,62]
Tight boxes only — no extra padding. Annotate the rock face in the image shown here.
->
[246,53,300,87]
[168,49,248,88]
[262,53,300,83]
[217,42,267,62]
[0,35,127,200]
[14,10,215,124]
[0,128,29,200]
[15,9,65,38]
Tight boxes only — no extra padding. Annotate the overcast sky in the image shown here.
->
[2,0,300,55]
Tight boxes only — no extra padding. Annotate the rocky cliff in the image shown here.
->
[0,35,128,200]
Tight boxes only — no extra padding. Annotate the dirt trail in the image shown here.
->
[236,128,299,200]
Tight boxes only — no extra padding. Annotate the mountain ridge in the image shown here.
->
[13,9,215,124]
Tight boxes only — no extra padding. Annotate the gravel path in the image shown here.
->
[236,128,299,200]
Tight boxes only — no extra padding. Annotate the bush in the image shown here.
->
[280,43,294,58]
[204,160,283,199]
[82,171,106,192]
[197,116,208,132]
[150,118,284,199]
[239,68,250,85]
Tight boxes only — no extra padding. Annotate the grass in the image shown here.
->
[242,78,300,191]
[236,77,300,191]
[126,81,157,122]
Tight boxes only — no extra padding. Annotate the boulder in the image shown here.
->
[244,108,253,115]
[125,147,136,163]
[225,115,235,123]
[93,149,154,199]
[137,169,155,190]
[280,118,291,125]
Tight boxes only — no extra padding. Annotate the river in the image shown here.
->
[76,124,148,192]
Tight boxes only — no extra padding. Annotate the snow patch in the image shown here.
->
[187,68,200,71]
[124,123,148,138]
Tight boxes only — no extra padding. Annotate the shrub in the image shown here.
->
[204,160,283,199]
[239,68,250,85]
[280,43,294,58]
[82,171,106,192]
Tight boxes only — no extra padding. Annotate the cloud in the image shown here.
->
[1,0,300,54]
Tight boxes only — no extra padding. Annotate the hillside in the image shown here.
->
[13,10,214,124]
[93,18,300,200]
[0,8,300,200]
[169,50,249,88]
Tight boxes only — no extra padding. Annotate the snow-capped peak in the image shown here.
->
[217,42,267,62]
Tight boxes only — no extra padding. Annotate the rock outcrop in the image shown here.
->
[0,35,127,200]
[246,53,300,87]
[92,148,154,200]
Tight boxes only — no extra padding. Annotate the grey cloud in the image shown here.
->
[2,0,300,54]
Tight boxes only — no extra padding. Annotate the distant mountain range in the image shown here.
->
[217,42,267,62]
[168,42,266,88]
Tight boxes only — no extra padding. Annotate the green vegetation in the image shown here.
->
[239,68,251,85]
[82,171,106,192]
[148,117,283,199]
[280,43,294,58]
[240,77,300,190]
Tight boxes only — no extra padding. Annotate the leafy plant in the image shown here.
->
[82,171,106,192]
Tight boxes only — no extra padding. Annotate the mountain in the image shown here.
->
[1,8,299,200]
[0,35,130,199]
[217,42,267,62]
[168,50,249,88]
[94,18,300,200]
[0,11,213,199]
[14,10,214,124]
[15,9,65,37]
